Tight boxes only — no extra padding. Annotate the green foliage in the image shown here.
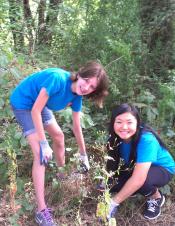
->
[58,106,95,134]
[139,0,175,80]
[157,82,175,127]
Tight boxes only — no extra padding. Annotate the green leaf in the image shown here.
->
[66,147,72,152]
[0,98,5,108]
[160,184,171,195]
[52,178,59,190]
[9,67,21,79]
[14,132,22,140]
[0,54,9,67]
[80,112,94,129]
[59,108,72,123]
[20,136,27,147]
[166,129,175,138]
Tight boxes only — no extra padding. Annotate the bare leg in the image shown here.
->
[45,121,65,167]
[150,188,161,199]
[27,133,46,212]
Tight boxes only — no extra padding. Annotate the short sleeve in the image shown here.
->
[39,72,61,97]
[136,133,159,163]
[71,95,82,112]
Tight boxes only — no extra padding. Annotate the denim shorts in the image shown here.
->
[11,105,56,137]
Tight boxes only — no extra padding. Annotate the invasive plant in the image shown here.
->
[6,138,18,212]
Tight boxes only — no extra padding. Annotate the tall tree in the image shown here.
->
[37,0,62,46]
[37,0,46,45]
[8,0,24,51]
[23,0,34,53]
[7,0,62,52]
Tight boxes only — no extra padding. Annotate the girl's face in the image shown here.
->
[114,112,137,142]
[72,76,98,96]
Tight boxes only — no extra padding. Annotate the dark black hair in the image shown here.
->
[107,103,166,172]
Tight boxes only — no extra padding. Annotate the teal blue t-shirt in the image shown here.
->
[10,68,82,112]
[120,132,175,174]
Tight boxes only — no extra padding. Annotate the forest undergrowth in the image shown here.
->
[0,145,174,226]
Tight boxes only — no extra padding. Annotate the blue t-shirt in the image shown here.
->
[10,68,82,112]
[120,132,175,174]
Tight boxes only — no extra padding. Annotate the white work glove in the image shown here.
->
[39,140,53,166]
[107,200,119,220]
[79,153,90,173]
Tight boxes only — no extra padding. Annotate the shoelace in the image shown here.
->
[42,208,53,223]
[147,199,158,212]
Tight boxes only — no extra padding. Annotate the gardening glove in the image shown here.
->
[39,140,53,166]
[107,200,119,220]
[79,153,90,173]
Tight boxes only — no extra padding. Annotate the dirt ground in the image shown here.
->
[0,174,175,226]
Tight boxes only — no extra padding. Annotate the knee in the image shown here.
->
[52,130,64,145]
[32,148,40,162]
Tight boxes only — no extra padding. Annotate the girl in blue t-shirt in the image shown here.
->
[106,103,175,221]
[10,61,108,226]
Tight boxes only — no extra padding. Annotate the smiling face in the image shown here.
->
[114,112,137,142]
[72,75,98,96]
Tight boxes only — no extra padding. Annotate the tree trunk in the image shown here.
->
[45,0,62,45]
[23,0,34,54]
[36,0,62,46]
[37,0,47,45]
[8,0,24,51]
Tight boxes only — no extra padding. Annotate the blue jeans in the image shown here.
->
[11,105,55,137]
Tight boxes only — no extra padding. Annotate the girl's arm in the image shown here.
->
[31,88,49,140]
[72,111,86,154]
[113,162,152,204]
